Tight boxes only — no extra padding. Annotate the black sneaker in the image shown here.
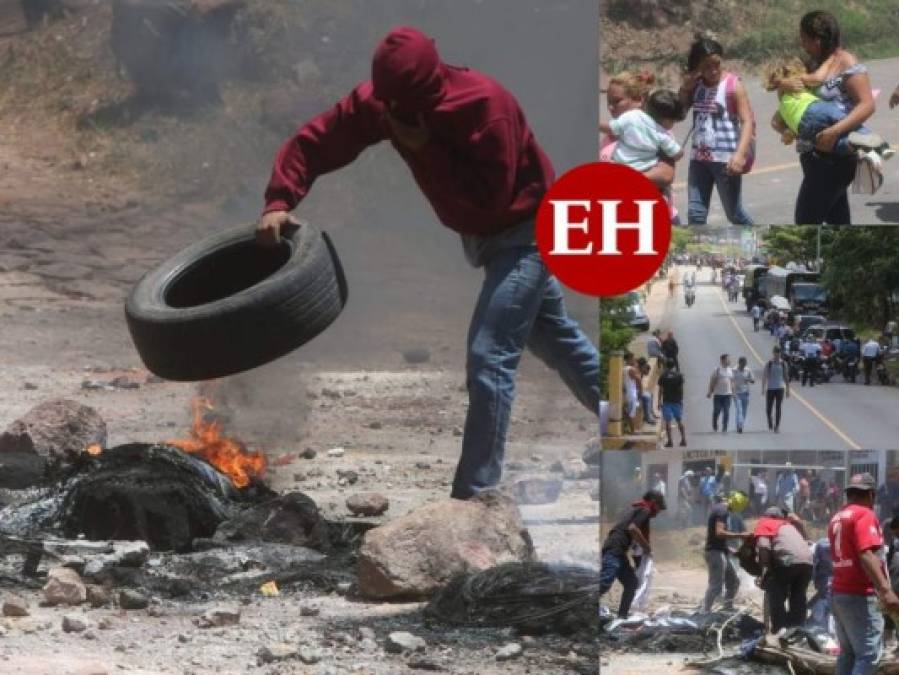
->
[680,439,687,447]
[664,441,673,448]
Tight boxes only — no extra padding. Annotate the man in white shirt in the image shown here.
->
[751,304,762,332]
[652,472,667,498]
[862,337,881,385]
[707,353,735,433]
[801,337,822,387]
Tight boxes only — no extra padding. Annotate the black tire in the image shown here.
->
[125,221,347,381]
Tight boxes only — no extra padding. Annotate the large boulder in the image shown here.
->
[43,567,87,606]
[0,399,106,459]
[358,492,535,600]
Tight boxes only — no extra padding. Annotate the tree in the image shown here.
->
[599,296,636,398]
[670,226,693,254]
[761,226,823,268]
[821,228,899,331]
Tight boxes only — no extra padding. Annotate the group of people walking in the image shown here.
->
[701,347,792,434]
[602,10,899,224]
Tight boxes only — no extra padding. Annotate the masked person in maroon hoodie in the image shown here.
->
[258,27,600,500]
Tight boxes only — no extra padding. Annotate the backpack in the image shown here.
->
[723,73,757,174]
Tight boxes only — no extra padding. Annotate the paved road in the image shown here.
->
[601,57,899,224]
[654,266,899,450]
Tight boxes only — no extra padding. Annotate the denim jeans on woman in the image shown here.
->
[687,160,754,225]
[450,244,600,499]
[831,593,883,675]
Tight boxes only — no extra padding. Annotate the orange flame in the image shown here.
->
[85,443,102,456]
[167,396,266,488]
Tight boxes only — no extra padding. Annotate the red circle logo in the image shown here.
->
[536,162,671,297]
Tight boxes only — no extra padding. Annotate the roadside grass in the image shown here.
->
[602,0,899,74]
[729,0,899,65]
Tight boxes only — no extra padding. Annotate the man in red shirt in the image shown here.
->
[828,473,899,674]
[257,26,599,500]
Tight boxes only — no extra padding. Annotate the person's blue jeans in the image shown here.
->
[712,394,732,431]
[734,391,750,430]
[798,100,873,156]
[687,160,754,225]
[600,551,638,618]
[450,246,600,499]
[831,593,883,675]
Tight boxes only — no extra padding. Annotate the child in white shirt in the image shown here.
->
[600,89,685,172]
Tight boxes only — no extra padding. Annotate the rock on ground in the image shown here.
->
[358,491,535,599]
[385,631,426,654]
[257,643,298,664]
[86,585,112,608]
[196,607,241,628]
[346,492,389,517]
[118,589,148,610]
[496,643,523,661]
[0,398,106,458]
[62,613,91,633]
[43,567,87,606]
[511,478,563,505]
[2,594,29,617]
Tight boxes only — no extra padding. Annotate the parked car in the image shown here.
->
[802,323,856,344]
[608,291,650,332]
[794,314,826,335]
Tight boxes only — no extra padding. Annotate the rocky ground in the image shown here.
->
[0,189,599,675]
[0,156,599,675]
[0,4,601,672]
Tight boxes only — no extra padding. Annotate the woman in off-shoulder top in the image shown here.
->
[780,11,877,224]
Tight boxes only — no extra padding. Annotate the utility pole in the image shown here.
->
[816,225,822,271]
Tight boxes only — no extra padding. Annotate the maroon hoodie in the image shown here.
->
[263,26,554,236]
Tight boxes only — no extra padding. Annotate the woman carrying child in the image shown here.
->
[602,71,681,222]
[679,37,756,225]
[780,11,878,224]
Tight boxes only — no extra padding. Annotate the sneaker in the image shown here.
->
[880,143,895,161]
[679,439,687,447]
[737,427,743,433]
[664,441,673,448]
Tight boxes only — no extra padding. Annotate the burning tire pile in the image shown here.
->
[0,377,600,673]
